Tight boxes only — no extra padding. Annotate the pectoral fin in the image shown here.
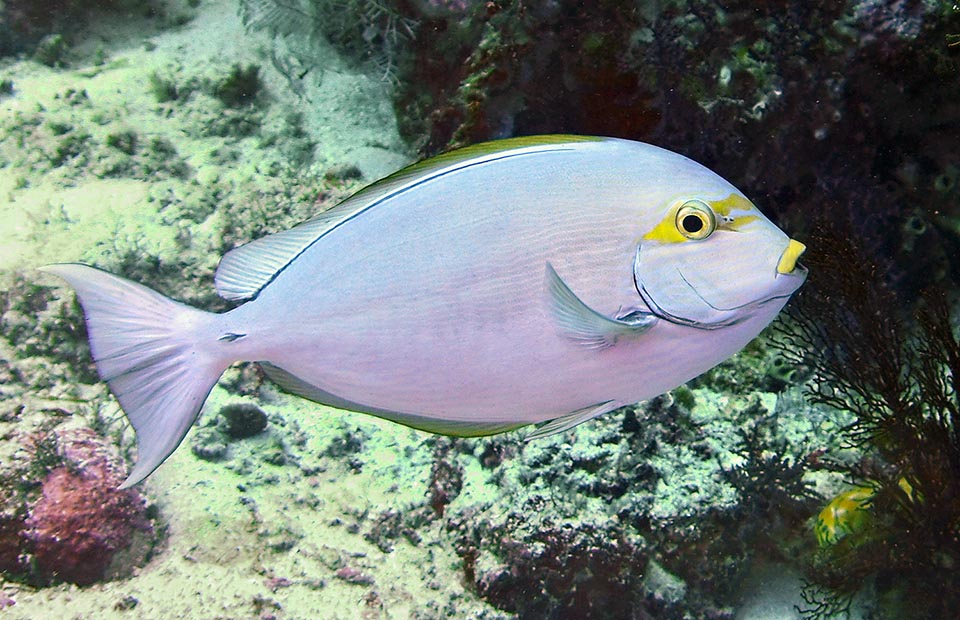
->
[546,262,656,349]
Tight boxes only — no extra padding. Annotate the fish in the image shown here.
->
[40,135,807,488]
[815,486,875,547]
[815,478,918,547]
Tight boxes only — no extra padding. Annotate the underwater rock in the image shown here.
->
[0,508,22,575]
[322,428,367,458]
[363,508,426,554]
[189,403,269,463]
[190,427,229,462]
[219,402,268,439]
[32,33,68,67]
[642,559,687,606]
[467,514,651,618]
[335,565,375,586]
[409,0,472,19]
[428,440,463,517]
[16,428,157,586]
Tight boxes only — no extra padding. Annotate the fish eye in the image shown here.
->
[675,200,716,240]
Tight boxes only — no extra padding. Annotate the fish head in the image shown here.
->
[634,192,806,328]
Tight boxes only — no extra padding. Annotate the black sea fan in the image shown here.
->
[774,217,960,619]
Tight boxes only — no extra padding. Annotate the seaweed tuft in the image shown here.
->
[214,63,262,107]
[723,401,818,524]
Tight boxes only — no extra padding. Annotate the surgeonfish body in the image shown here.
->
[41,135,807,488]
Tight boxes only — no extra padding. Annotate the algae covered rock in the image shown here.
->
[1,427,160,586]
[425,379,838,619]
[220,402,269,439]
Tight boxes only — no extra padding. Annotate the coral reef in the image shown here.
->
[123,371,830,618]
[2,0,420,614]
[428,387,835,619]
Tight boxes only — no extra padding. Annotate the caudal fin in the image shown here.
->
[40,264,228,488]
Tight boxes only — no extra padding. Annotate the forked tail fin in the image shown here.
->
[40,264,228,488]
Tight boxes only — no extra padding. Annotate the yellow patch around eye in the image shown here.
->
[643,198,720,244]
[642,194,758,244]
[710,194,754,217]
[725,214,759,230]
[710,194,761,231]
[642,209,688,244]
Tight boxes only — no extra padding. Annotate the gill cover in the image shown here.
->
[634,194,795,328]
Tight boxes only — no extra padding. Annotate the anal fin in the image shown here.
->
[525,400,621,440]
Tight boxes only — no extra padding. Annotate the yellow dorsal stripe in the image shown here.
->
[386,134,601,183]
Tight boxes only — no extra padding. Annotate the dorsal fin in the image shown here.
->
[215,210,344,300]
[214,135,602,301]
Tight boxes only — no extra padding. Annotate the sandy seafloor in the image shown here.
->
[0,2,874,619]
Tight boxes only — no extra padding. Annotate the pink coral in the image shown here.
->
[21,428,154,586]
[0,511,23,574]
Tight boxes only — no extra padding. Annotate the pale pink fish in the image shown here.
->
[41,135,806,488]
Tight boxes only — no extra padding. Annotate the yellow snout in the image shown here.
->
[777,239,806,275]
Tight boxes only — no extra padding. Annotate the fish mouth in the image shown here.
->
[777,239,806,275]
